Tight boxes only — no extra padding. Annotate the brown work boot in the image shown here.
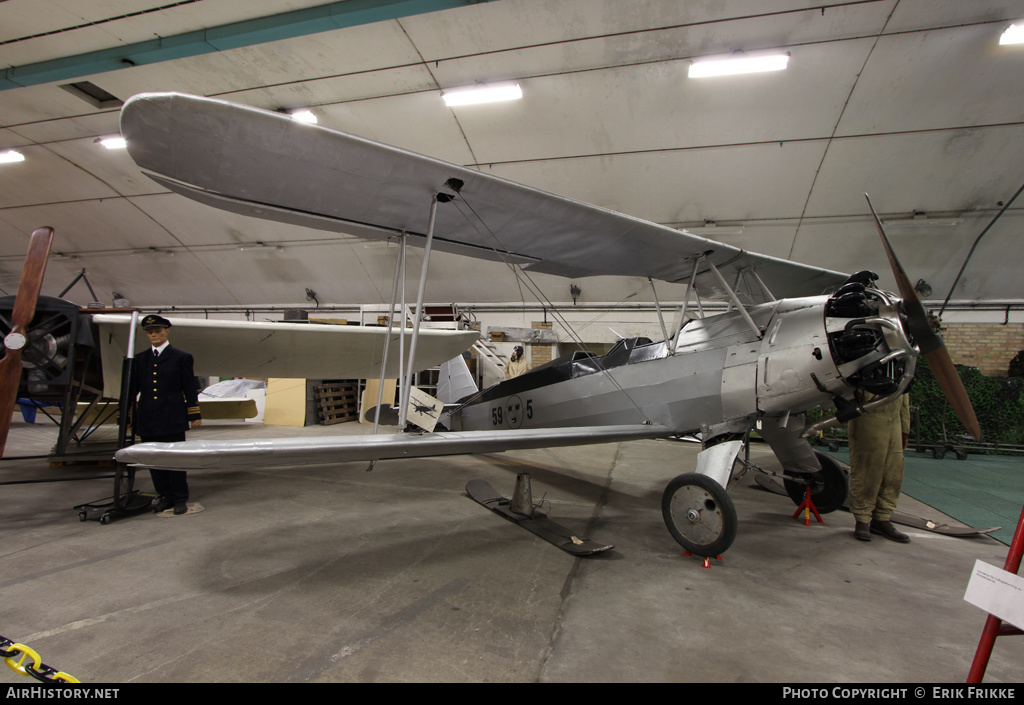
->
[870,519,910,543]
[854,521,872,541]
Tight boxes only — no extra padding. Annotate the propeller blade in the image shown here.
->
[864,196,981,440]
[0,227,54,457]
[864,195,942,354]
[924,346,982,441]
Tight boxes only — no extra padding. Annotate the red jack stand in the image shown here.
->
[684,550,723,568]
[968,503,1024,682]
[792,485,824,526]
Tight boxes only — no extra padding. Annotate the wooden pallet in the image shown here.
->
[315,381,359,425]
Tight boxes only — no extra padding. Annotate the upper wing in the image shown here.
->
[120,92,848,301]
[94,314,478,397]
[113,423,673,470]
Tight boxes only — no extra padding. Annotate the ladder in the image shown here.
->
[472,338,506,374]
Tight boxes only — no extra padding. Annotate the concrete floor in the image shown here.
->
[1,418,1021,684]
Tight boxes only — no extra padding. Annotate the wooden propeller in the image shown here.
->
[0,227,54,458]
[864,196,982,441]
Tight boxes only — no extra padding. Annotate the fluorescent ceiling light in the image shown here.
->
[0,150,25,164]
[1000,23,1024,45]
[442,82,522,107]
[289,109,318,124]
[689,53,790,78]
[97,136,126,149]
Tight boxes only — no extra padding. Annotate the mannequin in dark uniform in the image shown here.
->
[132,314,202,515]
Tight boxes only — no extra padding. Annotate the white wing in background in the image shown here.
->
[94,314,478,397]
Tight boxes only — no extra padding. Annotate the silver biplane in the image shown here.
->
[104,92,979,558]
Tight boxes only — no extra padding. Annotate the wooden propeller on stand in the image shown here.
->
[865,196,982,441]
[0,227,54,458]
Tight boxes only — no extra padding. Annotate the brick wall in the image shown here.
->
[531,321,553,366]
[941,322,1024,377]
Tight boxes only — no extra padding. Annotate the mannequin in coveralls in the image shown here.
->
[848,392,912,542]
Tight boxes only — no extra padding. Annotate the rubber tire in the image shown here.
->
[783,450,849,514]
[662,473,738,557]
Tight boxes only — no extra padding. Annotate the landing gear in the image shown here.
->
[782,450,849,514]
[661,473,738,557]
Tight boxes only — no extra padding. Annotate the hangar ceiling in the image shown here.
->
[1,0,1022,310]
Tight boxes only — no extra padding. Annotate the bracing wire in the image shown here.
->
[939,179,1024,317]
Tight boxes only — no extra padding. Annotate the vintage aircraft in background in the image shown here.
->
[104,92,980,559]
[0,237,478,459]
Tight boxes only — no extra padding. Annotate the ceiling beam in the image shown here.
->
[0,0,500,91]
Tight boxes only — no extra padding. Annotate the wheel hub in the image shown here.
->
[661,473,739,558]
[669,485,724,546]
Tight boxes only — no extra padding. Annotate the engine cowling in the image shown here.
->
[756,278,916,426]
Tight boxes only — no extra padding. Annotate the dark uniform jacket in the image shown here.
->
[131,345,202,438]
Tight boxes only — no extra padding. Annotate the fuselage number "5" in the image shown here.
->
[492,398,533,427]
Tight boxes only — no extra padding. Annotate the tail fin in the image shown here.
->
[437,355,478,404]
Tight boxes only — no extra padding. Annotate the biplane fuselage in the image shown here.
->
[449,293,912,445]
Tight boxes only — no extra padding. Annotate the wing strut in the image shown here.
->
[115,311,140,448]
[372,233,407,437]
[744,267,776,303]
[399,191,454,429]
[669,257,705,353]
[705,257,762,339]
[648,277,671,350]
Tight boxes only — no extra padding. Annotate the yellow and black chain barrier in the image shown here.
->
[1,634,79,683]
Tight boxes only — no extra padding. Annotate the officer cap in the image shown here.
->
[141,314,172,329]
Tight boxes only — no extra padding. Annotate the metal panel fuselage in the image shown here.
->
[450,295,871,438]
[452,301,815,435]
[455,345,731,434]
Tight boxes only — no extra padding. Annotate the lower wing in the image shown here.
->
[114,423,673,470]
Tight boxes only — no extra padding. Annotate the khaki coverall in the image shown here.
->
[504,356,532,379]
[847,393,912,524]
